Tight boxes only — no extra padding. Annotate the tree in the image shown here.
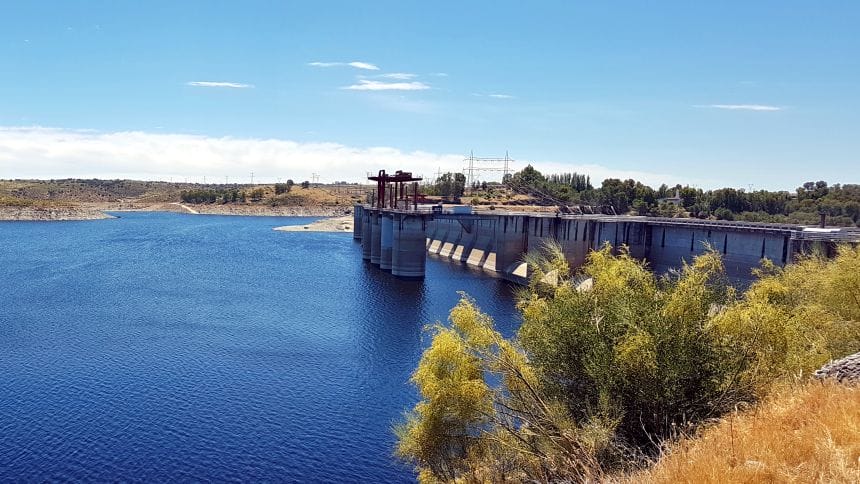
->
[397,294,608,482]
[301,180,310,189]
[274,183,290,195]
[433,173,466,199]
[249,188,265,201]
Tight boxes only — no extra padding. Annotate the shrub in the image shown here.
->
[398,243,860,482]
[519,243,738,448]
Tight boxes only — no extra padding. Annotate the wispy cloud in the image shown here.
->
[342,79,430,91]
[348,61,379,70]
[308,61,379,71]
[472,92,515,99]
[430,72,448,77]
[187,81,253,89]
[694,104,781,111]
[379,73,416,80]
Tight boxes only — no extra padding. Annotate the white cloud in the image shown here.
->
[187,81,253,89]
[694,104,782,111]
[0,126,691,187]
[308,61,379,70]
[342,80,430,91]
[347,61,379,71]
[379,73,417,80]
[0,126,460,183]
[186,81,254,89]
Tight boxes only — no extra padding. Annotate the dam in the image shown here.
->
[353,204,860,284]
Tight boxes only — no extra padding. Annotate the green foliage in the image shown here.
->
[504,165,595,203]
[180,188,240,204]
[397,295,613,482]
[519,244,739,448]
[428,173,466,199]
[493,168,860,225]
[398,244,860,481]
[274,183,291,195]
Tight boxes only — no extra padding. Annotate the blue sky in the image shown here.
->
[1,1,858,189]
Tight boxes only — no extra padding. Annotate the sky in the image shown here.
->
[1,1,858,190]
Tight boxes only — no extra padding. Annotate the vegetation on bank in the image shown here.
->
[395,244,860,482]
[0,178,361,210]
[482,165,860,226]
[428,164,859,226]
[179,185,355,207]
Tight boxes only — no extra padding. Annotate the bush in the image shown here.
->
[519,244,738,448]
[397,243,860,482]
[713,207,734,220]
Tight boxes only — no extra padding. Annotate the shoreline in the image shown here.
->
[1,203,350,221]
[273,215,354,233]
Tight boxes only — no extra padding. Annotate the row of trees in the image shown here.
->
[503,165,860,226]
[179,181,312,204]
[423,173,467,199]
[397,244,860,481]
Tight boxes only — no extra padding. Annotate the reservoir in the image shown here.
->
[0,212,520,482]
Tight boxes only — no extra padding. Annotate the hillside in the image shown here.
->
[624,381,860,483]
[0,179,367,220]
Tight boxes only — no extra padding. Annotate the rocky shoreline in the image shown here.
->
[0,206,115,221]
[1,203,350,221]
[273,215,354,233]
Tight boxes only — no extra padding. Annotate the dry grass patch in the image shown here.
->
[625,381,860,483]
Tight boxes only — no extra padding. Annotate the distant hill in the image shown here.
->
[0,179,366,208]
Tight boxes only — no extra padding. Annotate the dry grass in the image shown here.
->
[621,381,860,483]
[269,187,353,206]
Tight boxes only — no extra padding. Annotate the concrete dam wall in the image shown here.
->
[354,205,854,284]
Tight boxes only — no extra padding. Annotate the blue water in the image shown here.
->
[0,212,519,482]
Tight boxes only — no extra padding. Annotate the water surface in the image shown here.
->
[0,212,519,482]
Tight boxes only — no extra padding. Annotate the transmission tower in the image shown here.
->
[463,151,514,187]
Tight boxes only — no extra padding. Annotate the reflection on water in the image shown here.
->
[0,212,519,482]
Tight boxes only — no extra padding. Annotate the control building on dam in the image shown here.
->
[353,170,860,284]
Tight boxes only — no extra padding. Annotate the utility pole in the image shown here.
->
[311,173,320,185]
[225,176,229,185]
[250,172,254,185]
